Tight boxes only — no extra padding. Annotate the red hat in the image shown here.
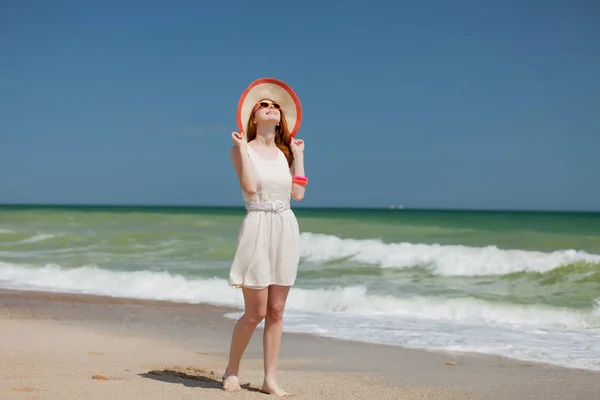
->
[236,78,303,137]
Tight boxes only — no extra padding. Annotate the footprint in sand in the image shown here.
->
[11,386,34,392]
[87,351,105,356]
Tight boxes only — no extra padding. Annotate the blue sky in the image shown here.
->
[1,1,599,211]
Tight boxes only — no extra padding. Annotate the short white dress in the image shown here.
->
[229,145,301,289]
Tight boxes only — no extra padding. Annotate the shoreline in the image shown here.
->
[1,288,599,399]
[0,287,596,373]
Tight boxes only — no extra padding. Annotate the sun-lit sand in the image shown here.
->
[1,289,598,400]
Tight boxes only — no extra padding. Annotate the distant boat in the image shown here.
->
[389,204,404,210]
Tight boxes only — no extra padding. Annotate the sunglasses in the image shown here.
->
[252,100,282,114]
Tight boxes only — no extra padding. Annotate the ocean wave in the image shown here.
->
[16,233,60,244]
[516,262,600,284]
[300,232,600,276]
[0,233,63,246]
[0,261,597,330]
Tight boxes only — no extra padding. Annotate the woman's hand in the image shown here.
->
[290,137,304,155]
[231,131,247,149]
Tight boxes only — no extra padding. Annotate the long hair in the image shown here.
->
[246,112,294,167]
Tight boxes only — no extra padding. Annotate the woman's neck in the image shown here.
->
[254,124,278,147]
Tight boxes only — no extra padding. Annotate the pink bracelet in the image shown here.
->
[292,175,308,184]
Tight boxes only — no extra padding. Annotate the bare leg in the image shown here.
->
[223,287,268,391]
[262,285,292,396]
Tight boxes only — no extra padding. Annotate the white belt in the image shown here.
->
[245,200,290,213]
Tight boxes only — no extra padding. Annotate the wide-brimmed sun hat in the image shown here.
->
[236,77,302,138]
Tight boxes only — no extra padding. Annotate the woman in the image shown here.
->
[223,78,307,396]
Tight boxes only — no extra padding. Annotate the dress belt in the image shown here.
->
[245,200,290,213]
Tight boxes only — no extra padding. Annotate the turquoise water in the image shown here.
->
[1,205,600,370]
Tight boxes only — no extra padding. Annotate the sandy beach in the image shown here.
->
[0,289,598,400]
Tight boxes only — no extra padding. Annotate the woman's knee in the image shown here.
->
[243,308,267,325]
[266,303,285,322]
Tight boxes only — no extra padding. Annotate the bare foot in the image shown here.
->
[262,380,294,397]
[222,373,241,391]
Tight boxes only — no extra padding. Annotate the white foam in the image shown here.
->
[287,286,600,329]
[0,261,243,306]
[249,310,600,372]
[0,261,597,330]
[300,232,600,276]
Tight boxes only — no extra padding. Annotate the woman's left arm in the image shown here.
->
[290,138,306,201]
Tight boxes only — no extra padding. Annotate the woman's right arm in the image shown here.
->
[230,145,258,195]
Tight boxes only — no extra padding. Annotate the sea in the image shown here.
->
[1,205,599,371]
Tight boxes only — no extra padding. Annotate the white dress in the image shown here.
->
[229,145,300,289]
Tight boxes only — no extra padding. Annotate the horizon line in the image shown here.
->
[0,202,598,213]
